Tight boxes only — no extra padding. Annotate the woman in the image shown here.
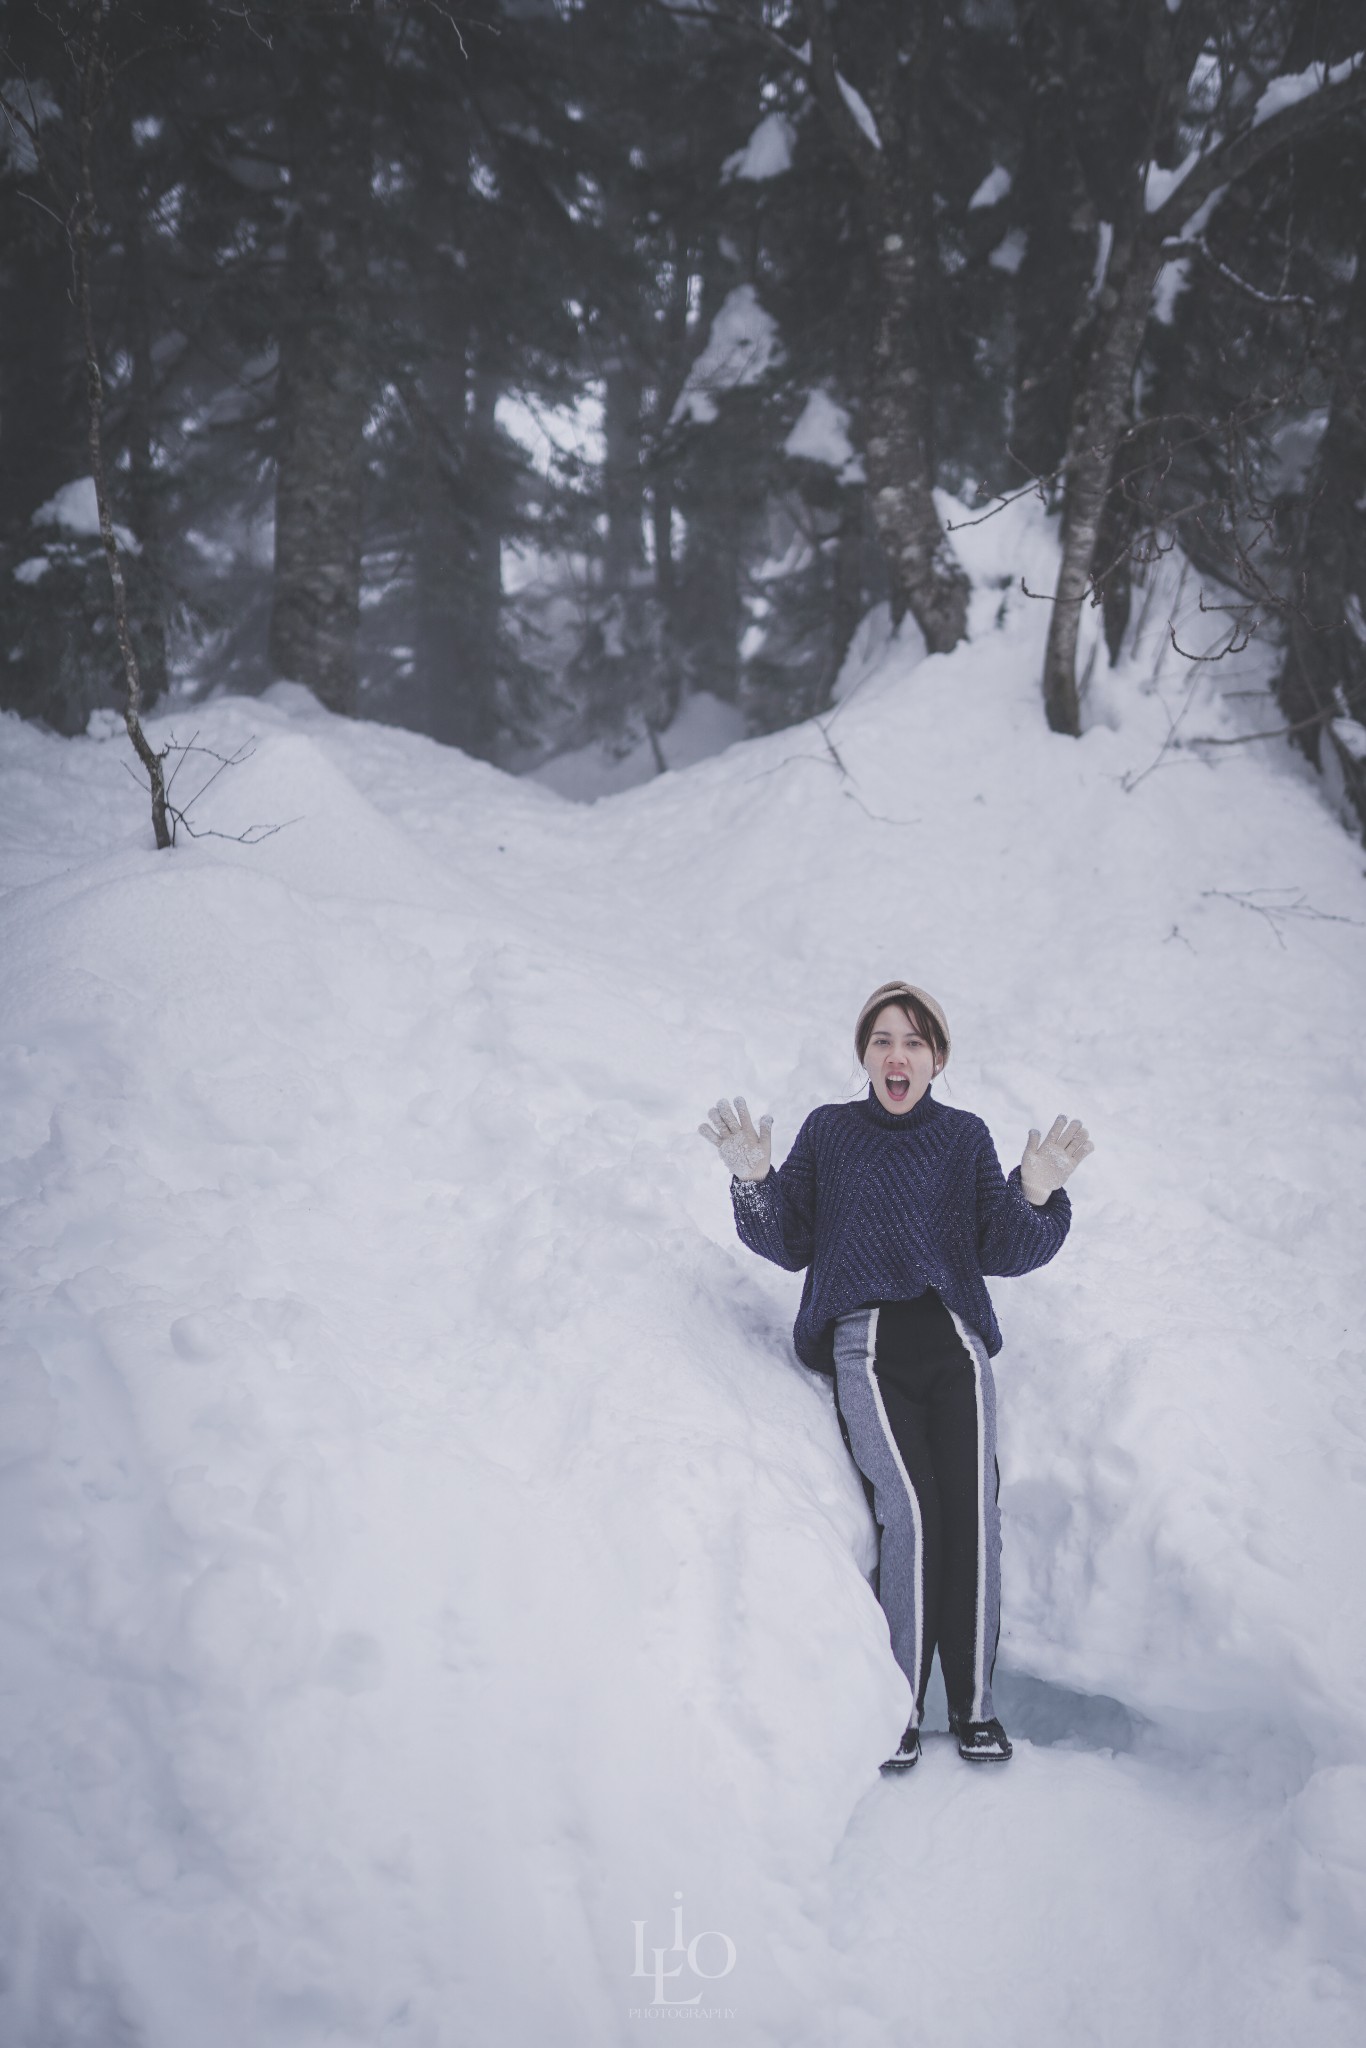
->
[699,981,1092,1773]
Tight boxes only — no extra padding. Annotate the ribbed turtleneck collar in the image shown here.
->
[857,1081,940,1132]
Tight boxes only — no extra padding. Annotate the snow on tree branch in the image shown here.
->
[835,70,880,152]
[721,111,795,182]
[1253,51,1365,128]
[669,285,780,427]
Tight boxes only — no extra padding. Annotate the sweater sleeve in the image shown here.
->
[974,1124,1071,1276]
[730,1114,817,1272]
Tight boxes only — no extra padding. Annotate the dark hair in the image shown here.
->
[855,995,948,1067]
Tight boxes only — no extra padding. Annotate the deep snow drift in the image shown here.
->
[2,499,1364,2047]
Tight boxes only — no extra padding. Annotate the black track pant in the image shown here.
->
[831,1292,1001,1730]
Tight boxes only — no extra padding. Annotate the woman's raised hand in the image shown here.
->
[698,1098,773,1182]
[1020,1115,1094,1205]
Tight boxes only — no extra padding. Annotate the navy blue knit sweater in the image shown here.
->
[731,1084,1071,1372]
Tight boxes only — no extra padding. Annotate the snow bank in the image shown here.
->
[3,497,1365,2043]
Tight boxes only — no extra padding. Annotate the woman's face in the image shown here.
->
[863,1004,941,1115]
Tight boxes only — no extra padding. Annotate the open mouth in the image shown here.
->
[885,1075,910,1103]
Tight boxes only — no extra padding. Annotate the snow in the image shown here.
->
[1150,48,1365,216]
[0,77,60,175]
[988,228,1027,274]
[830,602,906,705]
[497,386,605,477]
[968,165,1012,211]
[835,73,881,152]
[1331,715,1366,762]
[13,557,51,584]
[31,475,140,555]
[1152,256,1192,325]
[1144,143,1205,213]
[2,496,1366,2045]
[1178,183,1226,240]
[722,112,796,183]
[1253,52,1364,128]
[531,691,748,801]
[1266,410,1330,496]
[1187,47,1222,115]
[784,390,865,483]
[670,285,781,427]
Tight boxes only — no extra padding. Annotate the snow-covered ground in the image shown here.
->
[2,499,1364,2047]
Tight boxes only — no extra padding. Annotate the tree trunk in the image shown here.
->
[435,356,505,758]
[122,202,167,707]
[676,244,747,704]
[801,0,969,654]
[1278,209,1366,838]
[864,182,970,648]
[645,228,691,643]
[414,339,470,747]
[72,0,168,847]
[268,8,375,715]
[1012,0,1097,487]
[832,487,871,683]
[603,349,646,593]
[0,208,82,724]
[1043,236,1163,734]
[413,134,472,749]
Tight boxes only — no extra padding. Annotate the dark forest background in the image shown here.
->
[2,0,1364,830]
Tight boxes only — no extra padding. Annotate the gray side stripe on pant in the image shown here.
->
[831,1307,926,1725]
[831,1303,1000,1725]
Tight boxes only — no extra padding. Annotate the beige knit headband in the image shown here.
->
[854,982,952,1062]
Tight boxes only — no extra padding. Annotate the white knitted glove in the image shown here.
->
[1020,1115,1094,1205]
[698,1097,773,1182]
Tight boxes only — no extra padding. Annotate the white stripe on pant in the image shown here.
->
[831,1302,1000,1728]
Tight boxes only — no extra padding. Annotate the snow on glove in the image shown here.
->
[698,1097,773,1182]
[1020,1114,1094,1205]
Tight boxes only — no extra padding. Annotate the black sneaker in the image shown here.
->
[880,1722,922,1772]
[950,1713,1012,1762]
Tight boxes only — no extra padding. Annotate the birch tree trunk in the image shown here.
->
[1042,237,1162,734]
[1043,56,1366,736]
